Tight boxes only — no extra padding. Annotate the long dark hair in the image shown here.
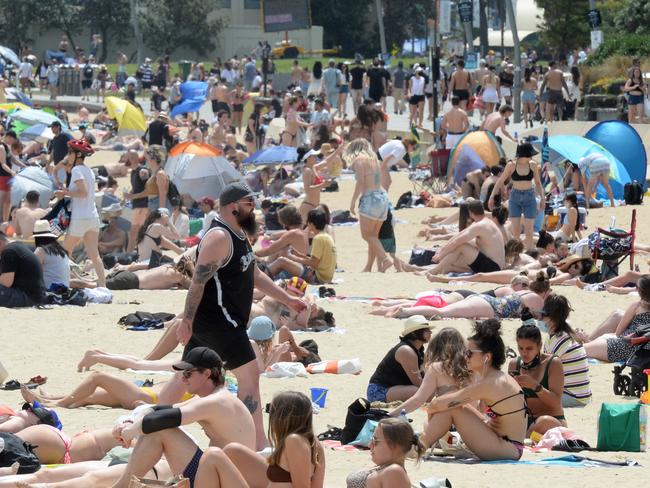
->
[469,319,506,368]
[542,294,575,339]
[35,237,67,258]
[136,209,162,245]
[312,61,322,80]
[571,66,581,85]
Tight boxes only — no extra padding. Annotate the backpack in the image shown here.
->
[83,65,94,79]
[624,181,644,205]
[0,432,41,474]
[166,180,181,204]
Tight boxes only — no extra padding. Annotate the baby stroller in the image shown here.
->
[612,323,650,398]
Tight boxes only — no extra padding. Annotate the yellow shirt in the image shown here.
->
[311,232,336,283]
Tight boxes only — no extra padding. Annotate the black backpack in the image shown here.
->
[0,432,41,474]
[166,180,181,203]
[624,181,644,205]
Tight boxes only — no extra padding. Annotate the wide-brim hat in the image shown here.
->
[557,254,592,272]
[32,220,57,239]
[400,315,434,337]
[319,143,334,156]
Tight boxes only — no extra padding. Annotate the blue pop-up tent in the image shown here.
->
[585,120,647,189]
[532,135,631,201]
[170,81,208,118]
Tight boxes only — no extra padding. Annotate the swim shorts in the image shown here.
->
[547,89,564,105]
[452,89,470,101]
[186,320,256,370]
[182,448,203,488]
[106,270,140,290]
[469,251,501,274]
[367,383,389,403]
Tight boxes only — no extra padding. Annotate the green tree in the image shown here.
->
[534,0,590,55]
[82,0,132,63]
[40,0,83,54]
[613,0,650,35]
[0,0,50,52]
[140,0,225,56]
[311,0,375,57]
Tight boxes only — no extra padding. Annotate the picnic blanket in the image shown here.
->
[424,454,641,467]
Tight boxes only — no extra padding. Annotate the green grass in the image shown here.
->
[103,56,431,79]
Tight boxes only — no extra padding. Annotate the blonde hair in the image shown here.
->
[342,138,377,167]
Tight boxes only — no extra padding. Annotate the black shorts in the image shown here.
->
[142,81,152,90]
[425,92,433,99]
[409,95,425,105]
[106,270,140,290]
[453,89,470,101]
[233,104,244,113]
[187,320,256,370]
[368,91,382,103]
[81,79,92,89]
[212,100,230,115]
[132,198,149,209]
[469,252,501,274]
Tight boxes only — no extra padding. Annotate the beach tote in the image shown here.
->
[128,475,189,487]
[349,419,378,447]
[0,432,40,474]
[341,398,389,444]
[597,402,647,452]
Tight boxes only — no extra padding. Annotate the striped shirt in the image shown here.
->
[544,331,592,404]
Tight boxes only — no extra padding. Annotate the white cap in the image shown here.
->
[303,149,321,160]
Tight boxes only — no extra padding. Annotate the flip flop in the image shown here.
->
[2,380,20,390]
[28,376,47,386]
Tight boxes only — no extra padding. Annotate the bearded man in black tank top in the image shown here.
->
[161,183,306,450]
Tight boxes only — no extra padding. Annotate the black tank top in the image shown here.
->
[193,217,256,331]
[0,143,12,177]
[130,162,149,208]
[369,340,424,388]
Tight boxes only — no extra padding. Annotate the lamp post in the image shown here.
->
[261,41,272,98]
[505,0,521,123]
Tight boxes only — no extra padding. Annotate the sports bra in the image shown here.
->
[514,356,555,399]
[511,162,534,181]
[267,464,292,483]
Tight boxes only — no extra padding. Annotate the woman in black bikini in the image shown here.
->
[423,319,527,460]
[135,209,183,262]
[193,391,325,488]
[508,323,566,436]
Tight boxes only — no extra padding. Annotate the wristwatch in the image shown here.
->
[533,384,543,393]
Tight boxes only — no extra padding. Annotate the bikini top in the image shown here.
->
[485,390,526,419]
[146,232,162,246]
[511,162,534,181]
[267,464,292,483]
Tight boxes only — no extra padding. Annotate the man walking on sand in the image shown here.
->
[440,96,469,149]
[158,183,306,450]
[540,61,570,122]
[425,199,505,278]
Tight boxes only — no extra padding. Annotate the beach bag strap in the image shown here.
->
[597,402,645,452]
[128,475,190,487]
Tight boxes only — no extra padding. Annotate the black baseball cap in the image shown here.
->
[50,121,62,128]
[173,347,223,371]
[219,182,258,207]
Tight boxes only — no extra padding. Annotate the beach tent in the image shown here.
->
[446,131,504,185]
[585,121,647,188]
[0,45,20,65]
[166,141,242,200]
[532,135,631,201]
[5,88,33,107]
[105,97,146,136]
[170,81,208,118]
[10,167,54,207]
[7,108,64,130]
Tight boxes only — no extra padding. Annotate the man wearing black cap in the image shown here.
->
[113,347,255,487]
[160,182,306,449]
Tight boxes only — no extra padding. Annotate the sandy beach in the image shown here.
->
[1,151,648,487]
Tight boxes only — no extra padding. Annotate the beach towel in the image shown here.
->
[306,358,362,375]
[320,439,366,452]
[424,454,641,467]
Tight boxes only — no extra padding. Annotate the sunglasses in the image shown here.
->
[181,368,201,379]
[465,349,483,358]
[238,199,255,207]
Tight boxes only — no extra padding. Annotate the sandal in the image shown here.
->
[2,380,21,390]
[317,426,342,441]
[28,375,47,386]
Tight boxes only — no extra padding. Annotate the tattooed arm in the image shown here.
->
[426,381,486,415]
[176,229,230,345]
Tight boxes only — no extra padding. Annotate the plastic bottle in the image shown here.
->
[399,408,408,421]
[609,215,616,230]
[514,131,519,143]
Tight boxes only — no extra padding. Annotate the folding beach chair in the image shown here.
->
[589,209,636,271]
[410,148,450,195]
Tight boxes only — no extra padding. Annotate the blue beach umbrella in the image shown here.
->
[244,145,298,165]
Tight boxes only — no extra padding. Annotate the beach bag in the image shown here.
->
[597,402,647,452]
[341,398,389,445]
[624,181,644,205]
[0,432,41,474]
[331,210,358,224]
[395,191,413,209]
[409,248,436,266]
[349,419,378,447]
[128,475,189,487]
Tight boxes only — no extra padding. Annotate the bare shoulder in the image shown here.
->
[378,464,409,483]
[285,433,312,453]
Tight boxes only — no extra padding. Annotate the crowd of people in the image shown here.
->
[0,38,649,487]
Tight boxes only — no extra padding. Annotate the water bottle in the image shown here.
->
[399,408,408,421]
[514,131,519,143]
[609,215,616,230]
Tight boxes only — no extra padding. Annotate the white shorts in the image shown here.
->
[68,217,100,237]
[445,133,464,150]
[482,87,499,104]
[500,86,512,98]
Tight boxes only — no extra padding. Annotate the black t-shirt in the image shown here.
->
[126,90,136,103]
[367,67,385,96]
[369,340,424,388]
[147,120,170,146]
[499,71,514,88]
[48,132,72,164]
[82,64,94,80]
[151,93,167,111]
[0,143,12,177]
[0,242,46,302]
[349,66,366,90]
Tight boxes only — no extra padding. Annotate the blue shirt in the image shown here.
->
[322,68,340,93]
[244,61,256,82]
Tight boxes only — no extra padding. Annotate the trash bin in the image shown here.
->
[178,60,193,81]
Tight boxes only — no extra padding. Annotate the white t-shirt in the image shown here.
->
[70,165,99,220]
[410,75,425,95]
[199,210,218,237]
[379,140,406,163]
[18,62,32,78]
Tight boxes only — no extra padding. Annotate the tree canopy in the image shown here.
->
[535,0,590,55]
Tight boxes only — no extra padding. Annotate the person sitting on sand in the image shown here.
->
[135,209,183,263]
[422,319,527,460]
[346,418,425,488]
[388,327,472,416]
[508,322,566,436]
[110,348,256,488]
[387,270,550,320]
[267,209,336,285]
[13,426,121,465]
[193,391,325,488]
[255,205,308,262]
[13,190,48,238]
[582,275,650,363]
[423,198,505,278]
[33,220,71,288]
[367,316,433,403]
[539,294,592,407]
[247,316,321,374]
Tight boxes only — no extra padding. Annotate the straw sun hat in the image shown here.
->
[400,315,434,337]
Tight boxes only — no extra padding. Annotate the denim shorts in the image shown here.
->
[367,383,389,403]
[359,190,389,221]
[562,392,589,408]
[509,188,538,219]
[629,93,644,106]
